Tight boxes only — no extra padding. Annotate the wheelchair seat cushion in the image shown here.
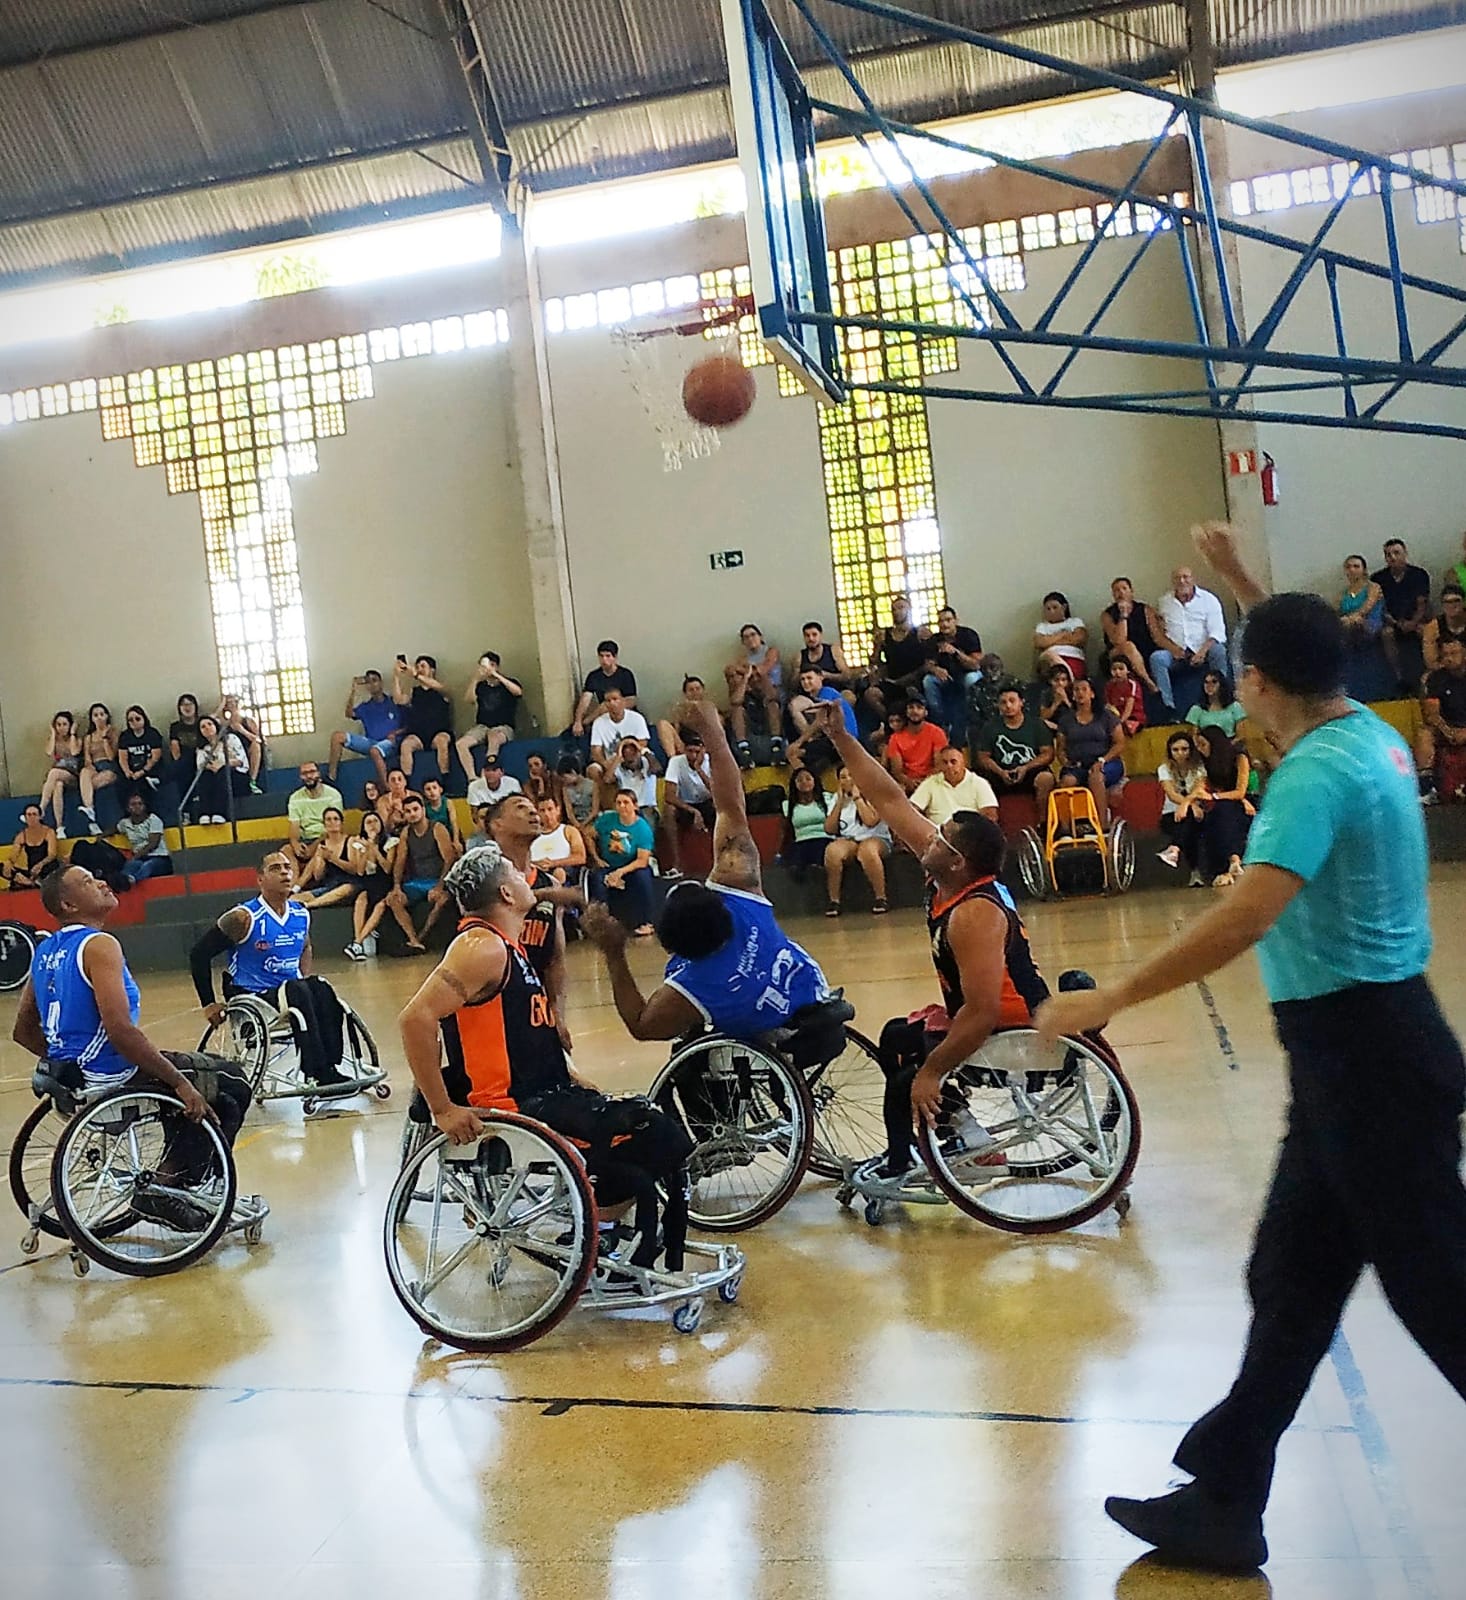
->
[32,1058,85,1108]
[776,990,856,1069]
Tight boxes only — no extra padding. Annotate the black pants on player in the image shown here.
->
[1173,977,1466,1514]
[157,1049,254,1183]
[225,974,346,1084]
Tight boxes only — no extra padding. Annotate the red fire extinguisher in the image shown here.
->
[1260,452,1280,506]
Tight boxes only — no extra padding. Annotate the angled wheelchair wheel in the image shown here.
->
[0,920,38,991]
[916,1028,1140,1235]
[51,1088,237,1275]
[1108,819,1135,893]
[384,1115,598,1353]
[651,1037,814,1232]
[198,998,273,1099]
[807,1027,887,1179]
[1016,829,1047,901]
[10,1099,67,1243]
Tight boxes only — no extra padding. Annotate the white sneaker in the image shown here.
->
[55,826,67,840]
[79,805,95,820]
[344,942,365,962]
[87,820,101,836]
[1157,845,1180,868]
[1188,870,1205,888]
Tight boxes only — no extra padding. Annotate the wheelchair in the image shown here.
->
[0,918,41,991]
[839,1025,1140,1234]
[388,1110,745,1351]
[645,992,888,1232]
[198,985,390,1115]
[1015,786,1134,900]
[10,1061,268,1276]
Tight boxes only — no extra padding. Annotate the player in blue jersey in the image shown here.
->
[189,850,352,1089]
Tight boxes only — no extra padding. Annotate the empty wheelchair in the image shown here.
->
[0,918,41,991]
[386,1110,745,1351]
[1016,786,1134,900]
[841,1025,1140,1234]
[10,1061,267,1276]
[198,986,390,1114]
[646,993,888,1231]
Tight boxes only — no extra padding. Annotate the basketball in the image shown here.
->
[682,355,757,428]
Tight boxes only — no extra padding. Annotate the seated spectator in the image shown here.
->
[522,750,558,807]
[974,685,1056,810]
[922,606,983,735]
[361,777,383,822]
[387,791,455,951]
[377,769,410,839]
[885,696,947,794]
[726,623,785,764]
[589,789,656,936]
[965,651,1012,737]
[3,803,58,890]
[787,664,858,772]
[329,670,401,786]
[590,687,650,773]
[1104,656,1146,738]
[466,753,522,810]
[285,760,343,870]
[790,657,855,739]
[795,621,856,692]
[393,654,454,780]
[192,715,250,824]
[420,775,463,858]
[1338,555,1386,645]
[463,803,494,854]
[344,811,396,959]
[656,675,709,759]
[910,746,999,825]
[1423,584,1466,674]
[570,639,638,739]
[823,766,893,916]
[1152,566,1229,712]
[167,693,204,798]
[863,594,930,721]
[1186,671,1247,744]
[529,795,587,876]
[215,695,266,792]
[557,754,598,833]
[78,703,121,836]
[1156,729,1207,886]
[117,705,166,805]
[1032,592,1088,678]
[1039,660,1076,724]
[117,792,171,887]
[660,731,715,878]
[1415,637,1466,803]
[1373,539,1433,692]
[869,705,905,767]
[612,737,661,828]
[1052,677,1126,826]
[1100,577,1163,693]
[293,808,361,907]
[40,710,82,837]
[455,651,524,785]
[783,767,831,877]
[1197,730,1252,886]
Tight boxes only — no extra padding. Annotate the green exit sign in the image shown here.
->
[709,550,744,571]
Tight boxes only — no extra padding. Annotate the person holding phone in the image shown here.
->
[328,669,402,786]
[455,650,524,786]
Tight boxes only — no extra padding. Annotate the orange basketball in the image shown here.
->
[682,355,757,428]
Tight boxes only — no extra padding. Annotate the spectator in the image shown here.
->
[823,766,893,916]
[910,746,999,825]
[661,731,715,878]
[116,792,171,887]
[1372,539,1433,691]
[360,777,383,823]
[1423,584,1466,674]
[377,769,410,838]
[1415,636,1466,803]
[726,623,785,765]
[966,651,1012,736]
[1039,660,1076,724]
[286,761,343,868]
[393,654,454,780]
[387,792,454,951]
[192,715,249,824]
[522,751,558,807]
[1185,670,1248,744]
[885,696,947,794]
[3,803,58,890]
[570,640,639,739]
[612,736,661,828]
[864,593,930,721]
[39,710,82,837]
[292,808,360,908]
[1152,566,1229,711]
[922,606,984,735]
[1053,677,1126,826]
[795,621,856,691]
[1156,729,1207,885]
[455,650,523,785]
[1196,730,1252,886]
[656,674,709,759]
[167,693,204,798]
[1338,555,1386,644]
[590,687,650,772]
[466,753,523,810]
[78,702,121,836]
[463,803,494,855]
[1032,591,1088,678]
[529,795,587,875]
[783,767,831,877]
[1104,657,1146,737]
[420,775,463,857]
[869,705,906,767]
[117,705,165,804]
[329,670,401,787]
[344,810,395,960]
[215,694,266,793]
[1100,576,1164,693]
[557,754,598,833]
[974,685,1056,810]
[589,789,656,935]
[787,664,858,773]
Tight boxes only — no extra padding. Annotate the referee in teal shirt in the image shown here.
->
[1041,525,1466,1573]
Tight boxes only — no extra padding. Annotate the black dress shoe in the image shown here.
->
[1104,1482,1268,1572]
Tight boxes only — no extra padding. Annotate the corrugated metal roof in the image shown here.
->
[0,0,1463,286]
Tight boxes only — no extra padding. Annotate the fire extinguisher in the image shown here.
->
[1260,452,1280,506]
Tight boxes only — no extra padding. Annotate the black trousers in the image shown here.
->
[1160,813,1202,871]
[157,1049,253,1183]
[1200,799,1250,878]
[1174,976,1466,1513]
[877,1018,964,1169]
[224,974,346,1083]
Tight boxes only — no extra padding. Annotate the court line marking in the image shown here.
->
[1172,917,1240,1071]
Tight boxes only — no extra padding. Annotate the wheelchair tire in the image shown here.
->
[915,1029,1141,1235]
[650,1037,814,1232]
[1108,819,1135,893]
[198,999,273,1099]
[384,1115,598,1354]
[9,1099,67,1240]
[0,919,38,991]
[1015,830,1047,901]
[342,1003,382,1084]
[51,1088,236,1275]
[806,1027,887,1179]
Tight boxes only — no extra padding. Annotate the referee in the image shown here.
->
[1039,524,1466,1572]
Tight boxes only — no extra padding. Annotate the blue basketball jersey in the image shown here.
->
[30,924,140,1086]
[226,897,309,992]
[663,883,829,1036]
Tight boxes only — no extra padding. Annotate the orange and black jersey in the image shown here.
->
[517,867,558,985]
[926,876,1049,1029]
[440,918,570,1112]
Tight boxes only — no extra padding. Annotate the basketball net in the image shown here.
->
[612,298,753,472]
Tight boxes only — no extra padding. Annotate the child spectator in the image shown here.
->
[1104,657,1146,738]
[420,775,463,857]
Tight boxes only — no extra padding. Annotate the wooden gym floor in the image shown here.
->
[2,875,1464,1600]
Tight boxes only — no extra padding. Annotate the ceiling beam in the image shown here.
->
[434,0,514,213]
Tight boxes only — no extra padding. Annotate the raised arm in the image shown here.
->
[809,701,936,856]
[680,698,761,893]
[1193,521,1270,612]
[582,903,704,1041]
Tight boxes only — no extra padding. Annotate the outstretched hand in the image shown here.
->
[582,901,628,953]
[810,700,847,739]
[1192,520,1244,577]
[678,697,722,737]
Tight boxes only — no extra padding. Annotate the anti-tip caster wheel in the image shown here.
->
[672,1298,704,1335]
[71,1251,90,1277]
[864,1199,885,1227]
[835,1184,854,1209]
[1114,1190,1132,1222]
[20,1229,39,1256]
[374,1082,392,1100]
[243,1221,264,1245]
[302,1097,320,1117]
[718,1274,742,1305]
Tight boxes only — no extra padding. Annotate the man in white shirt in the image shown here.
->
[590,688,651,770]
[1152,566,1230,710]
[909,747,1000,825]
[660,732,716,878]
[465,755,523,810]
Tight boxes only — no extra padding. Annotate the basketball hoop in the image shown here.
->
[613,296,756,472]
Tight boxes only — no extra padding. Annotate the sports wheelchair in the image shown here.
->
[10,1061,268,1276]
[645,992,888,1232]
[198,985,390,1115]
[0,918,41,991]
[1015,787,1135,900]
[389,1110,745,1351]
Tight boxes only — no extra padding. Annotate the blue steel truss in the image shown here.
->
[752,0,1466,441]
